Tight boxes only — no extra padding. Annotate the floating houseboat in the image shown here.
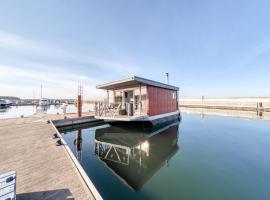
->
[95,76,181,126]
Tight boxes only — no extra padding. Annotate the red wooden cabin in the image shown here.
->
[95,76,180,126]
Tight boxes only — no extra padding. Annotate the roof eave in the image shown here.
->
[96,76,135,89]
[96,76,179,91]
[133,76,179,91]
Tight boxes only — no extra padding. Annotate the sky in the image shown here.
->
[0,0,269,99]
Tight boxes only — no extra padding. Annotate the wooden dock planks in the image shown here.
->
[0,115,95,200]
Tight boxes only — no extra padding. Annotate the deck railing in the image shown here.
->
[94,102,121,117]
[94,102,139,118]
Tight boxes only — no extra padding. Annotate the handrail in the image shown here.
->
[95,102,121,118]
[95,102,143,118]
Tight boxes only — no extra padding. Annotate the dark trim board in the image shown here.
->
[105,112,181,130]
[96,76,179,91]
[57,120,106,133]
[52,116,104,128]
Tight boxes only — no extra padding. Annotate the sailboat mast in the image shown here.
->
[40,84,43,99]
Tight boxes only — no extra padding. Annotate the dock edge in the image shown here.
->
[50,120,103,200]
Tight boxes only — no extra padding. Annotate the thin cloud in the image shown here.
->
[0,30,65,57]
[0,30,141,74]
[0,64,106,99]
[233,37,270,69]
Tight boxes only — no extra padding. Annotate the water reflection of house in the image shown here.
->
[94,122,180,191]
[95,76,180,126]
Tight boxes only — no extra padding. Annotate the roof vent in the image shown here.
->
[165,73,169,84]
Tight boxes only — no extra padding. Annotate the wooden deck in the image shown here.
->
[0,113,96,200]
[95,114,147,121]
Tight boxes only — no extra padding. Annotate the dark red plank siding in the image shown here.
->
[146,86,177,116]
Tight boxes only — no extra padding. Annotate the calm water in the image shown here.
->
[0,104,94,119]
[61,113,270,200]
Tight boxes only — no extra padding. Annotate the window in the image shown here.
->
[172,92,176,99]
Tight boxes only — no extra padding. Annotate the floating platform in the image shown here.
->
[0,114,100,200]
[52,115,105,128]
[96,111,181,127]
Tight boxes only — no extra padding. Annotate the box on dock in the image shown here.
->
[0,171,16,200]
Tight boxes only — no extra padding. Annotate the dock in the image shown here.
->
[181,107,270,121]
[179,97,270,112]
[0,113,100,200]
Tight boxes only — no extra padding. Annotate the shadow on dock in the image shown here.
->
[17,188,74,200]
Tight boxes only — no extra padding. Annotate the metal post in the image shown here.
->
[166,73,169,84]
[77,95,82,117]
[107,90,109,104]
[139,84,142,116]
[121,91,124,110]
[77,84,83,118]
[202,96,204,106]
[40,84,43,99]
[176,90,179,110]
[127,103,130,118]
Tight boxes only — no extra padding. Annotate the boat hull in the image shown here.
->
[0,103,10,108]
[104,111,181,128]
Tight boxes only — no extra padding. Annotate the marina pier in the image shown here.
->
[0,113,100,200]
[179,97,270,112]
[1,0,270,198]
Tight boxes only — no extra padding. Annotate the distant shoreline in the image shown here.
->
[179,97,270,112]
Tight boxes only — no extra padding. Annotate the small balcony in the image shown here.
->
[94,102,146,121]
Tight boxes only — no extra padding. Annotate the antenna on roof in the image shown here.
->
[165,73,169,84]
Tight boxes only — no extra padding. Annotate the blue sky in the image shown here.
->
[0,0,269,99]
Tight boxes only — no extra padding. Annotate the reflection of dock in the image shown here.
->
[181,107,270,121]
[94,122,180,191]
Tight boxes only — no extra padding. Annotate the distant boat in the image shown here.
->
[60,102,68,108]
[54,100,61,105]
[0,99,11,108]
[39,98,50,106]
